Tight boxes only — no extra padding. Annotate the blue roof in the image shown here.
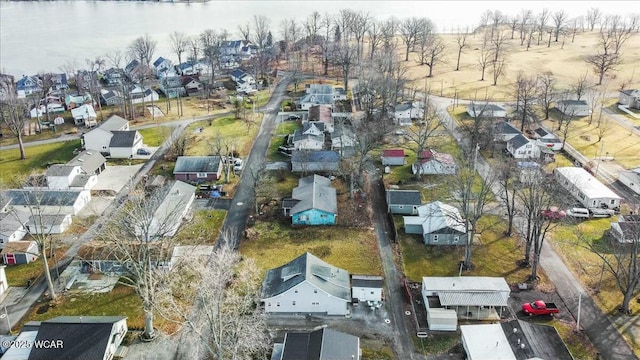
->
[231,69,246,78]
[153,57,167,67]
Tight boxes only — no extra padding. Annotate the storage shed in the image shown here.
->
[426,308,458,331]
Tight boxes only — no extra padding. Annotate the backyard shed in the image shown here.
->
[351,274,383,305]
[426,308,458,331]
[1,241,39,265]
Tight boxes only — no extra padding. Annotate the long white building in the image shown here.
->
[554,167,622,209]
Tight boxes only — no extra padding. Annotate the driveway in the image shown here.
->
[93,164,143,192]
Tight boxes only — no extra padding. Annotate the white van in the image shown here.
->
[566,207,590,219]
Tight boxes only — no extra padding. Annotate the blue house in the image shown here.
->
[284,175,337,226]
[16,75,41,96]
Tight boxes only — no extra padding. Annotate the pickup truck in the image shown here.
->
[522,300,559,316]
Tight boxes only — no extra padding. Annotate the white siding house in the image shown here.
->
[554,167,622,209]
[351,275,383,306]
[618,167,640,195]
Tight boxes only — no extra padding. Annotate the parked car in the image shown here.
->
[566,207,590,219]
[287,114,301,121]
[522,300,559,316]
[137,148,151,155]
[588,208,615,218]
[233,159,243,172]
[541,207,566,221]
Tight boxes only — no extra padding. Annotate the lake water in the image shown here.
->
[0,0,631,76]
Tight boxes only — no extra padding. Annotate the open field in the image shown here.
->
[403,30,640,101]
[138,126,171,147]
[0,140,80,186]
[185,115,262,158]
[240,221,382,276]
[0,119,78,147]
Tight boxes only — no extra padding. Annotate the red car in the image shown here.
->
[540,207,566,221]
[522,300,559,316]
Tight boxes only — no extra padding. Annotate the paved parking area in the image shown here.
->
[93,164,144,192]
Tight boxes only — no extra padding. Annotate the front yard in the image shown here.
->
[0,140,80,186]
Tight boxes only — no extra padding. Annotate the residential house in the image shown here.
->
[50,73,69,92]
[307,105,334,133]
[533,127,563,151]
[2,189,91,216]
[152,56,174,78]
[1,240,39,265]
[175,60,209,76]
[386,190,422,215]
[381,149,405,166]
[618,167,640,195]
[270,327,361,360]
[494,121,521,142]
[82,115,129,152]
[100,89,124,106]
[73,241,173,278]
[102,68,124,85]
[404,201,466,245]
[393,102,423,125]
[619,89,640,109]
[15,75,41,97]
[182,75,202,96]
[6,316,129,360]
[517,161,542,184]
[230,69,256,85]
[0,211,28,246]
[45,164,97,190]
[221,40,246,56]
[159,76,187,99]
[554,167,622,209]
[466,103,507,118]
[507,134,539,159]
[609,219,640,244]
[67,150,107,175]
[129,86,159,104]
[124,59,143,81]
[26,214,72,234]
[109,130,143,158]
[71,104,98,127]
[29,103,65,119]
[75,70,100,93]
[330,124,356,156]
[556,99,591,117]
[412,150,457,175]
[351,275,383,305]
[292,123,325,150]
[173,156,223,182]
[282,175,337,226]
[291,150,340,173]
[332,87,348,101]
[422,276,510,321]
[135,181,195,240]
[460,320,574,360]
[261,252,351,315]
[65,93,93,110]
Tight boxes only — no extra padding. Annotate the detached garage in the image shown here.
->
[1,241,39,265]
[426,308,458,331]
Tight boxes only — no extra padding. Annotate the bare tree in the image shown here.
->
[170,32,190,66]
[552,10,568,42]
[514,72,538,131]
[367,19,383,60]
[105,49,124,69]
[200,29,226,84]
[100,184,191,340]
[167,237,270,360]
[251,15,272,78]
[0,87,29,159]
[578,222,640,314]
[536,8,551,46]
[349,11,370,62]
[209,131,236,184]
[331,42,357,90]
[586,47,621,87]
[537,73,557,120]
[400,17,424,61]
[586,8,603,31]
[572,72,592,100]
[476,34,492,81]
[491,56,507,86]
[128,34,157,67]
[404,94,443,180]
[519,9,533,45]
[238,23,250,42]
[496,159,519,236]
[166,131,188,161]
[454,27,469,71]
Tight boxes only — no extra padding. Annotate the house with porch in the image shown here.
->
[173,156,223,182]
[182,75,203,96]
[292,123,325,150]
[422,276,510,323]
[15,75,41,97]
[100,89,124,106]
[307,105,334,133]
[71,104,97,127]
[159,76,187,98]
[412,150,457,175]
[1,240,39,265]
[351,275,383,306]
[67,150,107,175]
[129,86,159,104]
[393,102,423,126]
[404,201,465,245]
[82,115,129,153]
[261,252,351,315]
[102,68,124,85]
[387,190,422,215]
[282,175,337,226]
[2,189,91,216]
[152,56,174,78]
[330,124,356,156]
[270,327,361,360]
[533,127,563,151]
[507,134,540,159]
[619,89,640,109]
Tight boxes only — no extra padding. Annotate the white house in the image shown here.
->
[152,56,174,78]
[45,165,97,190]
[351,275,383,306]
[2,189,91,216]
[517,161,542,184]
[129,86,159,104]
[556,99,591,117]
[554,167,622,209]
[381,149,405,166]
[29,103,65,119]
[261,252,351,315]
[506,134,539,159]
[412,150,457,175]
[619,89,640,109]
[135,181,195,240]
[71,104,97,127]
[533,127,563,151]
[466,103,507,118]
[0,211,29,246]
[108,130,144,158]
[292,123,325,150]
[618,167,640,195]
[393,102,423,126]
[404,202,466,246]
[494,121,521,142]
[82,115,129,153]
[26,214,72,234]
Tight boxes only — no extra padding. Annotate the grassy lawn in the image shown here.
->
[240,221,382,275]
[185,115,261,157]
[137,126,171,147]
[267,121,300,161]
[4,246,68,287]
[399,215,548,285]
[174,210,226,245]
[0,119,79,147]
[0,140,80,186]
[413,332,461,355]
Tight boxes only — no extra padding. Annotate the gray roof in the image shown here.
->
[290,175,337,215]
[468,103,505,112]
[422,276,510,307]
[557,99,588,106]
[496,121,520,134]
[280,327,360,360]
[46,164,77,177]
[404,201,465,234]
[508,134,531,150]
[98,115,128,131]
[70,174,94,187]
[67,150,107,174]
[3,190,83,207]
[351,275,383,288]
[387,190,421,206]
[291,150,340,163]
[395,103,412,112]
[174,156,222,173]
[261,252,350,301]
[534,127,550,137]
[293,128,324,144]
[28,316,126,360]
[27,214,69,226]
[109,130,138,148]
[502,320,574,360]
